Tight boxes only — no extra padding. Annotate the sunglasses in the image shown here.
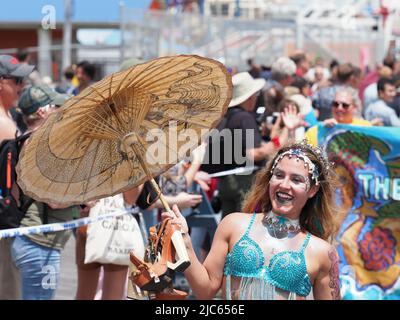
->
[0,76,24,85]
[332,100,351,110]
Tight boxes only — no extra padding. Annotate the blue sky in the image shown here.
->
[0,1,379,23]
[0,0,152,22]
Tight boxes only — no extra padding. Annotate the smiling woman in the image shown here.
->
[161,140,343,300]
[243,141,339,240]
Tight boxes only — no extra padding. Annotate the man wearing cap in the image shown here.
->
[0,55,34,143]
[18,85,69,130]
[208,72,301,218]
[0,55,34,300]
[9,85,76,300]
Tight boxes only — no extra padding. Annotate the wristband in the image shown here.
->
[271,136,281,149]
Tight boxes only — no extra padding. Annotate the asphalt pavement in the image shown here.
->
[54,236,77,300]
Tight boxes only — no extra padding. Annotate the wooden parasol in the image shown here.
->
[17,55,232,209]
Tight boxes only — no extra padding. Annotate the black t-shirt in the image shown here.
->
[226,106,262,147]
[201,107,263,174]
[225,107,263,169]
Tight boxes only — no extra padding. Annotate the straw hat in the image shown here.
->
[228,72,266,107]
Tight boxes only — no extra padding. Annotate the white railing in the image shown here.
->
[120,2,390,70]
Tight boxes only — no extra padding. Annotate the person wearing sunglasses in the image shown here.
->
[0,54,34,300]
[305,88,371,146]
[0,55,34,144]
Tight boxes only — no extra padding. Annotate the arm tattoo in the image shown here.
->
[328,250,341,300]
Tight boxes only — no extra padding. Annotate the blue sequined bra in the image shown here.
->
[223,213,312,299]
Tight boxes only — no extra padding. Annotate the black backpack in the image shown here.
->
[0,133,34,229]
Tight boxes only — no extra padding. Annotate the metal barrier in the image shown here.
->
[120,2,398,69]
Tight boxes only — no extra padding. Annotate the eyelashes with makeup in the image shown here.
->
[271,172,307,184]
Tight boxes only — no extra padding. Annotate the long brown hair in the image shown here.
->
[242,142,341,241]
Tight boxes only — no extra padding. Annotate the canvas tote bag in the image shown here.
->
[84,194,145,266]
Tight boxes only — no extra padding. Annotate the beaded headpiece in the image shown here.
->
[270,140,331,186]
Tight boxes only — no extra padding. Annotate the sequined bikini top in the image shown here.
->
[223,213,312,297]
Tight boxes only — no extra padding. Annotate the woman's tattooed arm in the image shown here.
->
[328,249,341,300]
[313,245,342,300]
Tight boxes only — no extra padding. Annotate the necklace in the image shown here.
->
[264,211,301,234]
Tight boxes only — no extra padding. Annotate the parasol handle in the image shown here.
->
[149,178,172,213]
[128,136,173,213]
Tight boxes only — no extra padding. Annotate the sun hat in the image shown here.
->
[228,72,266,107]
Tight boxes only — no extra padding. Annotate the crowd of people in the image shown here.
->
[0,45,399,300]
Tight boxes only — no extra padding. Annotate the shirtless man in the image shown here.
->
[0,54,34,143]
[0,54,34,300]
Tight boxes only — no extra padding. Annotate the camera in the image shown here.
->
[266,112,280,125]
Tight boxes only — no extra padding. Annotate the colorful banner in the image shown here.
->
[318,124,400,300]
